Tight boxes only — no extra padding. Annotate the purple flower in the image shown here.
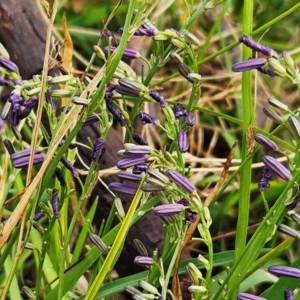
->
[178,131,189,153]
[177,198,197,223]
[4,139,15,155]
[115,85,140,97]
[174,103,187,120]
[287,192,300,210]
[258,167,271,191]
[101,30,119,47]
[166,169,195,193]
[232,58,267,72]
[108,182,138,194]
[132,133,148,146]
[0,117,4,132]
[82,115,100,127]
[133,164,149,174]
[134,256,153,266]
[277,224,300,238]
[153,203,184,216]
[117,171,142,182]
[19,97,38,119]
[91,139,105,162]
[105,84,116,101]
[254,133,278,151]
[288,116,300,139]
[60,156,79,177]
[141,183,166,192]
[239,35,275,56]
[178,64,194,83]
[284,288,294,300]
[125,145,152,156]
[0,79,12,86]
[149,90,167,107]
[52,189,60,219]
[268,265,300,278]
[89,233,109,254]
[0,57,18,72]
[55,167,66,186]
[33,212,44,221]
[185,113,196,126]
[10,148,44,168]
[104,46,139,60]
[257,66,275,77]
[117,155,148,169]
[133,239,148,257]
[262,156,292,181]
[106,100,126,126]
[139,112,159,125]
[237,293,267,300]
[263,107,283,124]
[118,26,157,36]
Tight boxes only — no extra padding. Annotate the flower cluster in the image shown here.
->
[232,35,299,84]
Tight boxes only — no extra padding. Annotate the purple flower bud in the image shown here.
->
[0,117,3,132]
[89,233,109,254]
[117,171,142,182]
[178,131,189,153]
[117,155,148,169]
[133,164,149,174]
[104,46,139,60]
[284,288,294,300]
[118,26,157,36]
[263,107,283,124]
[60,156,79,177]
[108,182,138,194]
[257,66,275,77]
[14,79,23,86]
[132,133,148,146]
[133,239,148,257]
[106,100,126,126]
[268,265,300,278]
[134,256,153,266]
[139,112,159,125]
[238,35,275,56]
[52,189,60,219]
[55,167,66,186]
[33,212,44,221]
[10,148,44,168]
[178,64,194,83]
[153,203,184,216]
[92,138,105,162]
[258,167,271,191]
[177,198,197,222]
[141,183,166,192]
[262,156,292,181]
[4,139,15,155]
[277,224,300,239]
[166,169,195,193]
[288,116,300,139]
[287,192,300,210]
[232,58,267,72]
[19,97,38,119]
[0,78,12,86]
[115,85,140,97]
[82,115,100,127]
[149,90,167,107]
[237,293,267,300]
[101,30,119,47]
[125,145,152,155]
[174,103,187,120]
[9,110,19,127]
[0,57,18,72]
[185,113,196,126]
[254,133,278,150]
[105,85,116,101]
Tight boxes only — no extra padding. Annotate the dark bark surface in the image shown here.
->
[0,1,191,298]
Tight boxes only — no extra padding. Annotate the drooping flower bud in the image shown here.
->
[262,156,292,181]
[268,265,300,278]
[232,58,267,72]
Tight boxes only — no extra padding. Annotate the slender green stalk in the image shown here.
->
[231,0,254,298]
[84,175,146,300]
